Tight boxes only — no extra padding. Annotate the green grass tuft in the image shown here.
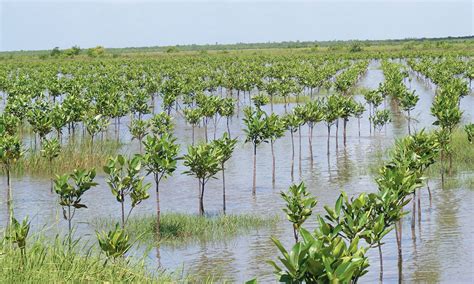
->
[11,139,123,177]
[0,235,170,282]
[95,213,278,245]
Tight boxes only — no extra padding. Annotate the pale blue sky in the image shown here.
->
[1,0,472,51]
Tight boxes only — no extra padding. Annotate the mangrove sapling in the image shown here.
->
[129,90,151,120]
[51,104,67,142]
[183,142,223,215]
[149,112,174,138]
[264,80,279,112]
[40,138,61,192]
[270,187,370,283]
[431,93,462,174]
[322,95,339,154]
[293,105,306,176]
[403,130,440,219]
[376,148,424,275]
[96,223,132,263]
[243,107,269,194]
[218,98,235,138]
[212,97,225,140]
[27,102,53,149]
[280,182,317,243]
[183,108,202,145]
[371,110,391,132]
[85,114,109,155]
[339,96,358,146]
[364,89,384,134]
[103,155,151,228]
[302,100,323,165]
[363,195,395,282]
[54,168,98,246]
[5,216,30,260]
[265,113,286,185]
[128,119,149,154]
[0,113,21,136]
[352,102,365,137]
[399,89,419,135]
[251,93,270,110]
[211,133,237,214]
[0,132,23,225]
[197,95,219,142]
[283,112,303,182]
[465,123,474,144]
[324,192,393,282]
[143,134,180,235]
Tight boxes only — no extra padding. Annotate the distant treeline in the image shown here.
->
[105,35,474,53]
[1,35,472,57]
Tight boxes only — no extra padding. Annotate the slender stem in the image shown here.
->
[290,131,294,181]
[222,164,226,214]
[378,242,383,283]
[252,144,257,195]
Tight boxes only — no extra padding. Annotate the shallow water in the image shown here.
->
[1,60,473,283]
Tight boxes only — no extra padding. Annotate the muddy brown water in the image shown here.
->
[1,60,473,283]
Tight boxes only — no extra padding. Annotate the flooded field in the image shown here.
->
[1,60,473,282]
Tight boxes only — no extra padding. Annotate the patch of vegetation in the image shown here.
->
[367,128,474,186]
[12,139,122,176]
[95,213,278,245]
[425,129,474,177]
[0,235,170,282]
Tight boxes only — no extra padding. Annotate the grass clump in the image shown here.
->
[11,139,122,176]
[425,129,474,176]
[367,128,474,187]
[95,213,278,245]
[0,235,169,282]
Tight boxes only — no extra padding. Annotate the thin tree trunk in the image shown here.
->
[204,120,208,143]
[155,175,161,237]
[298,126,302,178]
[68,206,72,248]
[327,125,331,155]
[343,118,347,146]
[270,95,274,113]
[6,168,12,226]
[407,109,411,135]
[358,117,361,137]
[417,189,421,224]
[199,179,205,215]
[411,192,416,240]
[290,131,295,181]
[293,225,299,243]
[50,160,53,193]
[271,140,276,185]
[222,164,226,214]
[378,242,383,283]
[121,198,125,229]
[427,179,432,207]
[252,145,257,195]
[309,126,314,166]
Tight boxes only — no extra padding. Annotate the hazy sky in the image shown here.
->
[1,0,472,51]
